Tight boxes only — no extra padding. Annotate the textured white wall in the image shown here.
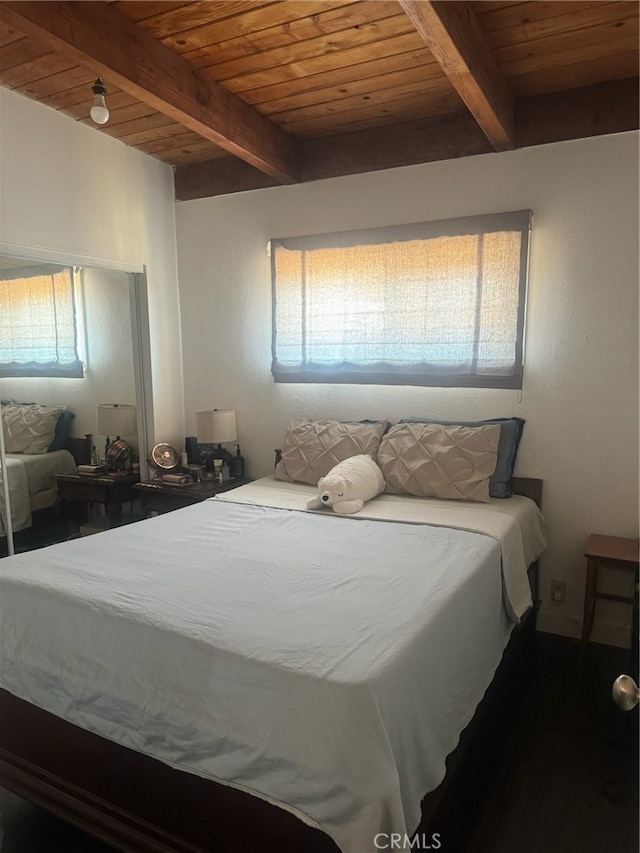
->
[0,87,184,448]
[176,132,639,646]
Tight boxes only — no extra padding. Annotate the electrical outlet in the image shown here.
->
[551,579,566,603]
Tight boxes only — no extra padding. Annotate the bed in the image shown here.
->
[0,402,89,538]
[0,449,77,536]
[0,462,546,853]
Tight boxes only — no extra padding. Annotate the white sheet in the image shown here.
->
[0,450,76,535]
[0,482,546,853]
[216,476,547,620]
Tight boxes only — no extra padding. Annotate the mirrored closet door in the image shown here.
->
[0,250,153,555]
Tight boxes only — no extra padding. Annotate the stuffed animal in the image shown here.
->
[306,454,385,515]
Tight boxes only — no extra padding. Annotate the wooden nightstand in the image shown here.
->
[134,477,252,515]
[581,534,639,647]
[56,471,140,526]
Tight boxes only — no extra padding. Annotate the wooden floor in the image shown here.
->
[0,632,637,853]
[473,632,638,853]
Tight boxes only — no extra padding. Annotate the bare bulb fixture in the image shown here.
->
[90,78,109,125]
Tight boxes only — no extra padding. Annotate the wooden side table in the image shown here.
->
[56,472,140,526]
[134,477,251,515]
[581,534,639,647]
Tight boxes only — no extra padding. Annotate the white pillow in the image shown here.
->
[2,403,64,454]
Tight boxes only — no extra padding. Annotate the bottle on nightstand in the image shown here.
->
[232,445,245,478]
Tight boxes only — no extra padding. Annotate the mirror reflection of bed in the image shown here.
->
[0,253,150,555]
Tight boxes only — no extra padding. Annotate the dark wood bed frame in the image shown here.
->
[0,476,543,853]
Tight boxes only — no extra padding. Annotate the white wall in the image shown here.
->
[176,132,639,646]
[0,87,184,448]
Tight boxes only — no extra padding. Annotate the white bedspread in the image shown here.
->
[216,477,547,620]
[0,483,546,853]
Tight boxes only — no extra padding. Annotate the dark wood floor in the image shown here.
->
[473,632,638,853]
[0,633,637,853]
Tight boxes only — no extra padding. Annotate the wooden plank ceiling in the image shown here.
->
[0,1,637,198]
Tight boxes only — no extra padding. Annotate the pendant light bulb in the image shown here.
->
[90,78,110,125]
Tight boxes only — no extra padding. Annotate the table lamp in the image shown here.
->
[196,409,237,469]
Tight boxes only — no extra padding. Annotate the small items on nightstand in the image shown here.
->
[134,476,252,515]
[162,473,190,485]
[77,463,108,475]
[232,445,245,478]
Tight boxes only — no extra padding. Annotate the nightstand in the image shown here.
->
[134,477,252,515]
[56,471,140,526]
[581,534,639,647]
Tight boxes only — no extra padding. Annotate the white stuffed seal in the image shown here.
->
[306,454,385,515]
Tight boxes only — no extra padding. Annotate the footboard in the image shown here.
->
[0,689,338,853]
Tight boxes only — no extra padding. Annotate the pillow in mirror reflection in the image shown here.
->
[106,439,133,469]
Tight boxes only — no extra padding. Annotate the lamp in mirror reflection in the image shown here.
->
[97,403,137,470]
[90,78,109,125]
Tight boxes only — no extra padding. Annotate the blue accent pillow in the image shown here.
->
[48,409,75,452]
[399,416,525,498]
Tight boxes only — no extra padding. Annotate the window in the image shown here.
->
[271,210,531,389]
[0,264,84,378]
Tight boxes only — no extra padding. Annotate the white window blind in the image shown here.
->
[271,210,531,389]
[0,264,84,378]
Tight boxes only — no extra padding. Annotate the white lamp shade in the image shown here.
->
[196,409,237,445]
[96,404,137,436]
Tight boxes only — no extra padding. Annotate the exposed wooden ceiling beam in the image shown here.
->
[398,0,514,151]
[175,78,639,201]
[515,78,640,148]
[0,0,300,184]
[176,112,491,200]
[176,157,283,201]
[302,111,492,183]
